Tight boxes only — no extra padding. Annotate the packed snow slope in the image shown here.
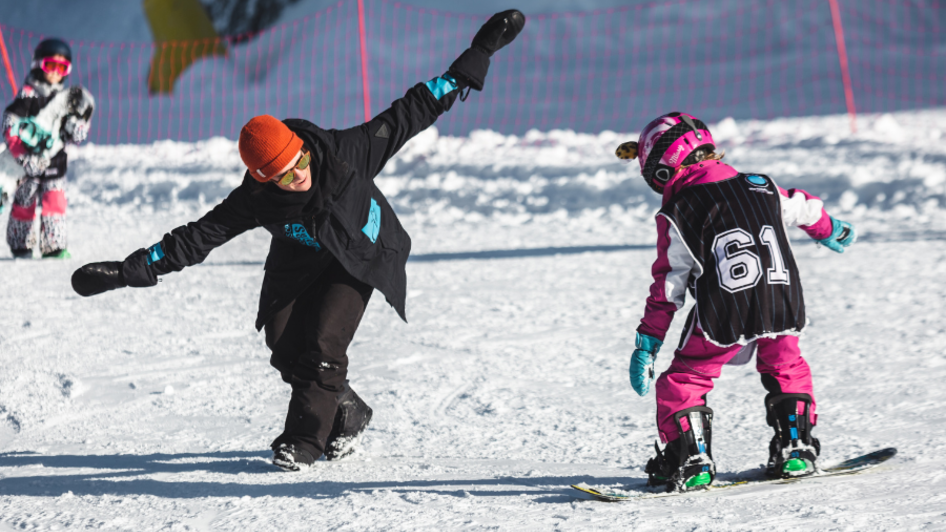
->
[1,110,946,530]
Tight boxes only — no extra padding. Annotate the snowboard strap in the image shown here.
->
[765,393,815,445]
[672,405,714,467]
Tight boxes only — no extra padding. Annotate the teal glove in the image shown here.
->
[816,217,856,253]
[630,332,662,396]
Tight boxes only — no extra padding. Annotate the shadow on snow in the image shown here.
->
[0,450,637,502]
[196,243,655,268]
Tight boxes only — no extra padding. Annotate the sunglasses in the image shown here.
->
[274,150,311,186]
[38,57,72,76]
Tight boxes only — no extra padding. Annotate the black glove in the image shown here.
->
[472,9,525,57]
[449,10,526,92]
[72,261,127,297]
[68,86,95,120]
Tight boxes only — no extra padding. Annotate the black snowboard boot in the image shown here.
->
[324,383,373,461]
[765,393,820,478]
[645,406,716,492]
[272,443,317,472]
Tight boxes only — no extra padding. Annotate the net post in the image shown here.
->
[357,0,372,121]
[828,0,857,133]
[0,27,18,96]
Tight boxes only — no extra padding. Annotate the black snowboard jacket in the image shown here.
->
[120,48,489,329]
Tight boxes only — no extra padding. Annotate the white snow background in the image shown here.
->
[1,110,946,530]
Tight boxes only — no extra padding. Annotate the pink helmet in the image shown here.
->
[633,112,716,193]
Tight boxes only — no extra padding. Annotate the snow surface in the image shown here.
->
[1,111,946,530]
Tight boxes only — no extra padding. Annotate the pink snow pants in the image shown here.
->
[655,329,816,443]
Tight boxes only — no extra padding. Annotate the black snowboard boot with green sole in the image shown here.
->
[646,406,716,492]
[765,393,820,478]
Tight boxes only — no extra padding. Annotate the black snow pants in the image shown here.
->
[265,259,373,458]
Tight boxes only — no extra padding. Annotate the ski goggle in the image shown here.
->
[32,57,72,76]
[274,150,311,186]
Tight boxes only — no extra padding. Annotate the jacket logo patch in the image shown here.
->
[285,223,321,250]
[375,123,390,139]
[746,174,772,194]
[362,198,381,243]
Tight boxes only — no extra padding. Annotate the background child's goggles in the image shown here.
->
[32,57,72,76]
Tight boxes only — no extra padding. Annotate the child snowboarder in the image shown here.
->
[3,38,94,259]
[616,112,856,492]
[70,11,525,471]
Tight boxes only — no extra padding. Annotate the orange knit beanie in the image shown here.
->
[238,115,304,182]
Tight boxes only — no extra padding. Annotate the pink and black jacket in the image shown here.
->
[638,159,834,347]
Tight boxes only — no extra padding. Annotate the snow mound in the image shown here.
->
[60,109,946,251]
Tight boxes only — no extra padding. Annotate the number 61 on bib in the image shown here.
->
[713,226,790,293]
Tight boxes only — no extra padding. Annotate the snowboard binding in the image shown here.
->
[646,406,716,492]
[765,393,820,478]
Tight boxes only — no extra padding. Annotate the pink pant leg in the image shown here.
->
[39,182,67,254]
[41,188,67,216]
[756,335,817,425]
[655,332,742,443]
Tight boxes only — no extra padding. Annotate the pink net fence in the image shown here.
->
[1,0,942,144]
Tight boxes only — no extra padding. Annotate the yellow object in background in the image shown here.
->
[615,141,638,161]
[143,0,228,94]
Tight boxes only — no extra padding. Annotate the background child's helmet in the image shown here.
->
[616,112,716,194]
[32,38,72,63]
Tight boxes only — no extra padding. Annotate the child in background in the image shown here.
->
[3,38,94,259]
[617,112,856,492]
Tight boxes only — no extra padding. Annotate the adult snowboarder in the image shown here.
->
[3,38,94,259]
[71,10,526,471]
[616,112,857,492]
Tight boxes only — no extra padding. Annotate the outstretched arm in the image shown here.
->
[330,74,467,182]
[778,186,832,239]
[778,185,856,253]
[72,191,258,296]
[331,9,525,181]
[121,196,257,286]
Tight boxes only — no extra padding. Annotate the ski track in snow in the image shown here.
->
[1,111,945,530]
